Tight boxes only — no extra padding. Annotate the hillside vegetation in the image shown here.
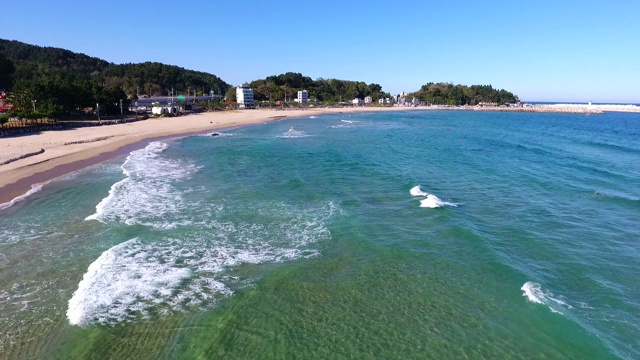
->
[0,39,229,117]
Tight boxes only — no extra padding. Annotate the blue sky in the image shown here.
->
[2,0,639,103]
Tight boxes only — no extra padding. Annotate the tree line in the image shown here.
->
[410,82,518,106]
[1,39,521,123]
[242,72,391,104]
[0,39,230,119]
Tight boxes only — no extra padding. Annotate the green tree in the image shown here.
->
[0,53,15,89]
[225,87,236,102]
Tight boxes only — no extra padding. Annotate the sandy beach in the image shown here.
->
[2,103,638,206]
[0,107,419,205]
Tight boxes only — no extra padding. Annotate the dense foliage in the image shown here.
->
[0,52,15,90]
[0,38,521,121]
[0,39,230,118]
[249,72,391,103]
[410,83,518,105]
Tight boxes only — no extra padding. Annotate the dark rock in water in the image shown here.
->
[210,132,221,137]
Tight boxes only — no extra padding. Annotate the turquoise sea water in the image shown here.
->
[0,110,639,359]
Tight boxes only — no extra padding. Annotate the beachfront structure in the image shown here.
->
[364,96,372,104]
[352,98,365,106]
[236,83,255,109]
[151,105,177,115]
[295,90,309,103]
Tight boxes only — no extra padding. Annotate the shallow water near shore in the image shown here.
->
[1,110,639,359]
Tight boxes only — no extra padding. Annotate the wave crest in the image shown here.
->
[521,281,572,314]
[410,185,458,208]
[85,141,198,227]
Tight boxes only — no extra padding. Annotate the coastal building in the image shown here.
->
[352,98,365,106]
[236,83,255,109]
[364,96,372,104]
[295,90,309,103]
[151,105,177,115]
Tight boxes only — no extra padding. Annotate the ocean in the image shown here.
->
[0,110,639,359]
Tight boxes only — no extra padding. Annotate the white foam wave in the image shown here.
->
[521,281,572,314]
[85,141,198,227]
[330,119,361,129]
[281,128,308,138]
[410,185,428,197]
[67,238,194,326]
[411,185,458,208]
[309,115,318,119]
[69,201,340,326]
[199,132,233,137]
[420,195,458,208]
[0,183,44,211]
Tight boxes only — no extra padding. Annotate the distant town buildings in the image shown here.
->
[236,83,255,109]
[364,96,372,104]
[295,90,309,103]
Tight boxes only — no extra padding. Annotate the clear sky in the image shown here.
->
[2,0,639,103]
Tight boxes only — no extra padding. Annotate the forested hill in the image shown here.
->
[248,72,391,103]
[0,39,230,97]
[410,82,518,106]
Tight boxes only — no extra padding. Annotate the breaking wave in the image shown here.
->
[521,281,573,314]
[410,185,458,208]
[69,201,340,326]
[280,128,309,138]
[0,184,44,211]
[85,141,199,228]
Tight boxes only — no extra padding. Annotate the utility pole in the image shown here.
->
[120,99,123,115]
[96,103,100,121]
[31,100,37,112]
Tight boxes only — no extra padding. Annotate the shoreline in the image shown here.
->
[0,107,418,207]
[2,103,638,208]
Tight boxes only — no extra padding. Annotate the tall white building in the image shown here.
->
[236,83,255,109]
[296,90,309,103]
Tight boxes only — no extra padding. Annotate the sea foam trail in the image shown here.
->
[420,195,458,208]
[66,238,193,326]
[85,141,198,228]
[410,185,458,208]
[521,281,572,314]
[0,183,44,211]
[69,201,340,326]
[281,128,308,138]
[330,119,361,129]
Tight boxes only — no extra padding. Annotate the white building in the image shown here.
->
[151,105,177,115]
[352,98,365,106]
[236,83,255,109]
[364,96,372,104]
[295,90,309,103]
